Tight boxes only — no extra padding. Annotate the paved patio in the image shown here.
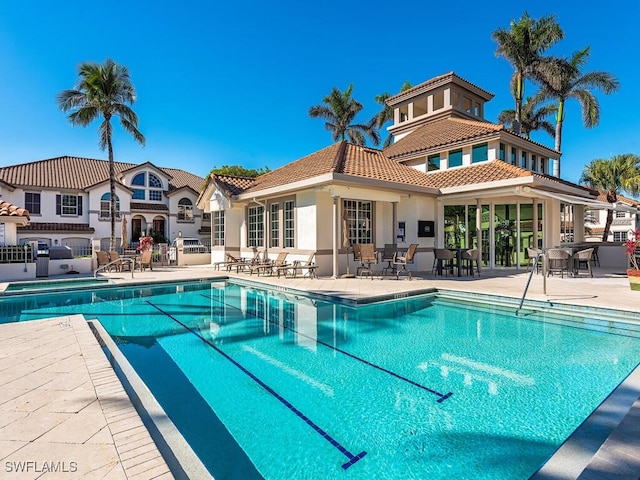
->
[1,264,639,479]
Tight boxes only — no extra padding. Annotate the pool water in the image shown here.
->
[4,277,110,293]
[3,280,640,479]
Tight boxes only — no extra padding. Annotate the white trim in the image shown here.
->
[524,188,638,213]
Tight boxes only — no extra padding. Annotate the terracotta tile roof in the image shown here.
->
[427,160,531,188]
[386,72,494,105]
[130,202,169,212]
[384,118,504,159]
[0,156,205,192]
[0,201,29,219]
[18,222,95,233]
[240,142,436,195]
[211,174,256,197]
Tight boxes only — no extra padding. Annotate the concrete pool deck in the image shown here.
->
[1,264,639,479]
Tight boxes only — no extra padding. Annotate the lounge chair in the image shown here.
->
[277,252,317,278]
[251,251,287,276]
[232,250,263,273]
[214,253,240,271]
[393,243,418,280]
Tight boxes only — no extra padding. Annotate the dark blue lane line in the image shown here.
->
[199,293,453,403]
[145,301,366,470]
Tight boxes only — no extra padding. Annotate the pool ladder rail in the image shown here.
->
[94,258,135,278]
[517,252,545,313]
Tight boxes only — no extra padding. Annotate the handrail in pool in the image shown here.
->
[518,251,545,312]
[94,258,135,278]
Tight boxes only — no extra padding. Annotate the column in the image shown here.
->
[332,196,339,279]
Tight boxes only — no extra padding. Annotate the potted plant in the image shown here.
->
[624,229,640,291]
[137,235,154,253]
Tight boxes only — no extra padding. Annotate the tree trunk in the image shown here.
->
[106,118,116,252]
[514,72,524,135]
[602,191,617,242]
[554,100,564,177]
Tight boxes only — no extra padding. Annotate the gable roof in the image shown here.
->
[0,156,205,193]
[595,190,640,207]
[238,141,437,196]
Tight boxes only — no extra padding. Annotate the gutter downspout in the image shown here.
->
[253,197,268,258]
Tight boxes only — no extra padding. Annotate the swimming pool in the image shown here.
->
[2,280,640,479]
[3,277,110,293]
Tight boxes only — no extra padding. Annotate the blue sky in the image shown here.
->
[0,1,638,184]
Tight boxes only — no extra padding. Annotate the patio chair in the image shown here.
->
[96,251,111,271]
[277,252,317,278]
[381,244,397,276]
[526,248,542,274]
[352,243,365,276]
[546,248,570,278]
[460,248,480,277]
[108,251,123,272]
[251,251,287,276]
[139,250,153,272]
[392,243,418,280]
[573,248,594,278]
[591,246,600,267]
[214,253,241,271]
[432,248,455,276]
[231,250,263,273]
[359,243,378,279]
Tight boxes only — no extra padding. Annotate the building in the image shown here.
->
[585,192,640,242]
[0,157,208,251]
[198,72,627,276]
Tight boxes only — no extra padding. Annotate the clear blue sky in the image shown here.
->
[0,1,638,184]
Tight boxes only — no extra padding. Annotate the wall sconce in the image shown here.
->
[178,231,182,237]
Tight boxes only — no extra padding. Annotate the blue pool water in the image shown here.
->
[4,277,110,293]
[2,280,640,479]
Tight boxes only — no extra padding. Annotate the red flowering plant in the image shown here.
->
[137,235,154,253]
[624,229,640,274]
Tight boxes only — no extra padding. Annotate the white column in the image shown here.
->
[533,199,539,249]
[476,198,482,273]
[332,196,339,279]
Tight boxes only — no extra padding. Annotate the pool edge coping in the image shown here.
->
[88,318,214,480]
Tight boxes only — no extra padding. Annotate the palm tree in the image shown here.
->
[58,59,145,251]
[309,84,380,146]
[498,94,557,139]
[579,154,640,241]
[536,47,619,158]
[492,12,564,135]
[374,81,412,148]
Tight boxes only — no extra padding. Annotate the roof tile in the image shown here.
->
[0,201,29,219]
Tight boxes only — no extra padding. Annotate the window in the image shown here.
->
[463,97,472,113]
[472,143,488,163]
[213,211,224,246]
[433,91,444,110]
[427,154,440,172]
[413,97,428,117]
[202,212,211,221]
[270,203,279,248]
[56,194,82,216]
[540,158,547,174]
[521,151,528,169]
[614,232,625,242]
[100,193,120,219]
[531,154,537,172]
[178,198,194,222]
[344,200,372,244]
[284,200,295,248]
[399,105,408,122]
[24,192,41,215]
[149,190,163,201]
[615,211,626,218]
[132,189,145,200]
[510,147,517,166]
[448,149,463,168]
[149,173,162,188]
[132,173,145,186]
[499,143,506,161]
[248,205,264,247]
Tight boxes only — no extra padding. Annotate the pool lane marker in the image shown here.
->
[145,301,367,470]
[200,293,453,403]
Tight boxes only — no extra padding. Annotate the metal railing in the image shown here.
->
[94,258,135,278]
[517,252,545,312]
[0,245,33,263]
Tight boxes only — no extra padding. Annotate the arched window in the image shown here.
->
[100,193,120,219]
[149,173,162,188]
[132,173,146,186]
[178,198,194,222]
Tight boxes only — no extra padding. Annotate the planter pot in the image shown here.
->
[627,269,640,291]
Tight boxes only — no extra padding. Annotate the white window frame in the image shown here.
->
[270,203,279,248]
[248,205,264,247]
[178,198,194,222]
[213,211,224,246]
[344,199,372,244]
[284,200,295,248]
[100,193,120,220]
[61,194,78,216]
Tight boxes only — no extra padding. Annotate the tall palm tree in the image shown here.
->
[374,81,412,148]
[57,59,145,251]
[309,84,380,146]
[497,94,556,139]
[536,47,619,157]
[492,12,564,135]
[580,154,640,241]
